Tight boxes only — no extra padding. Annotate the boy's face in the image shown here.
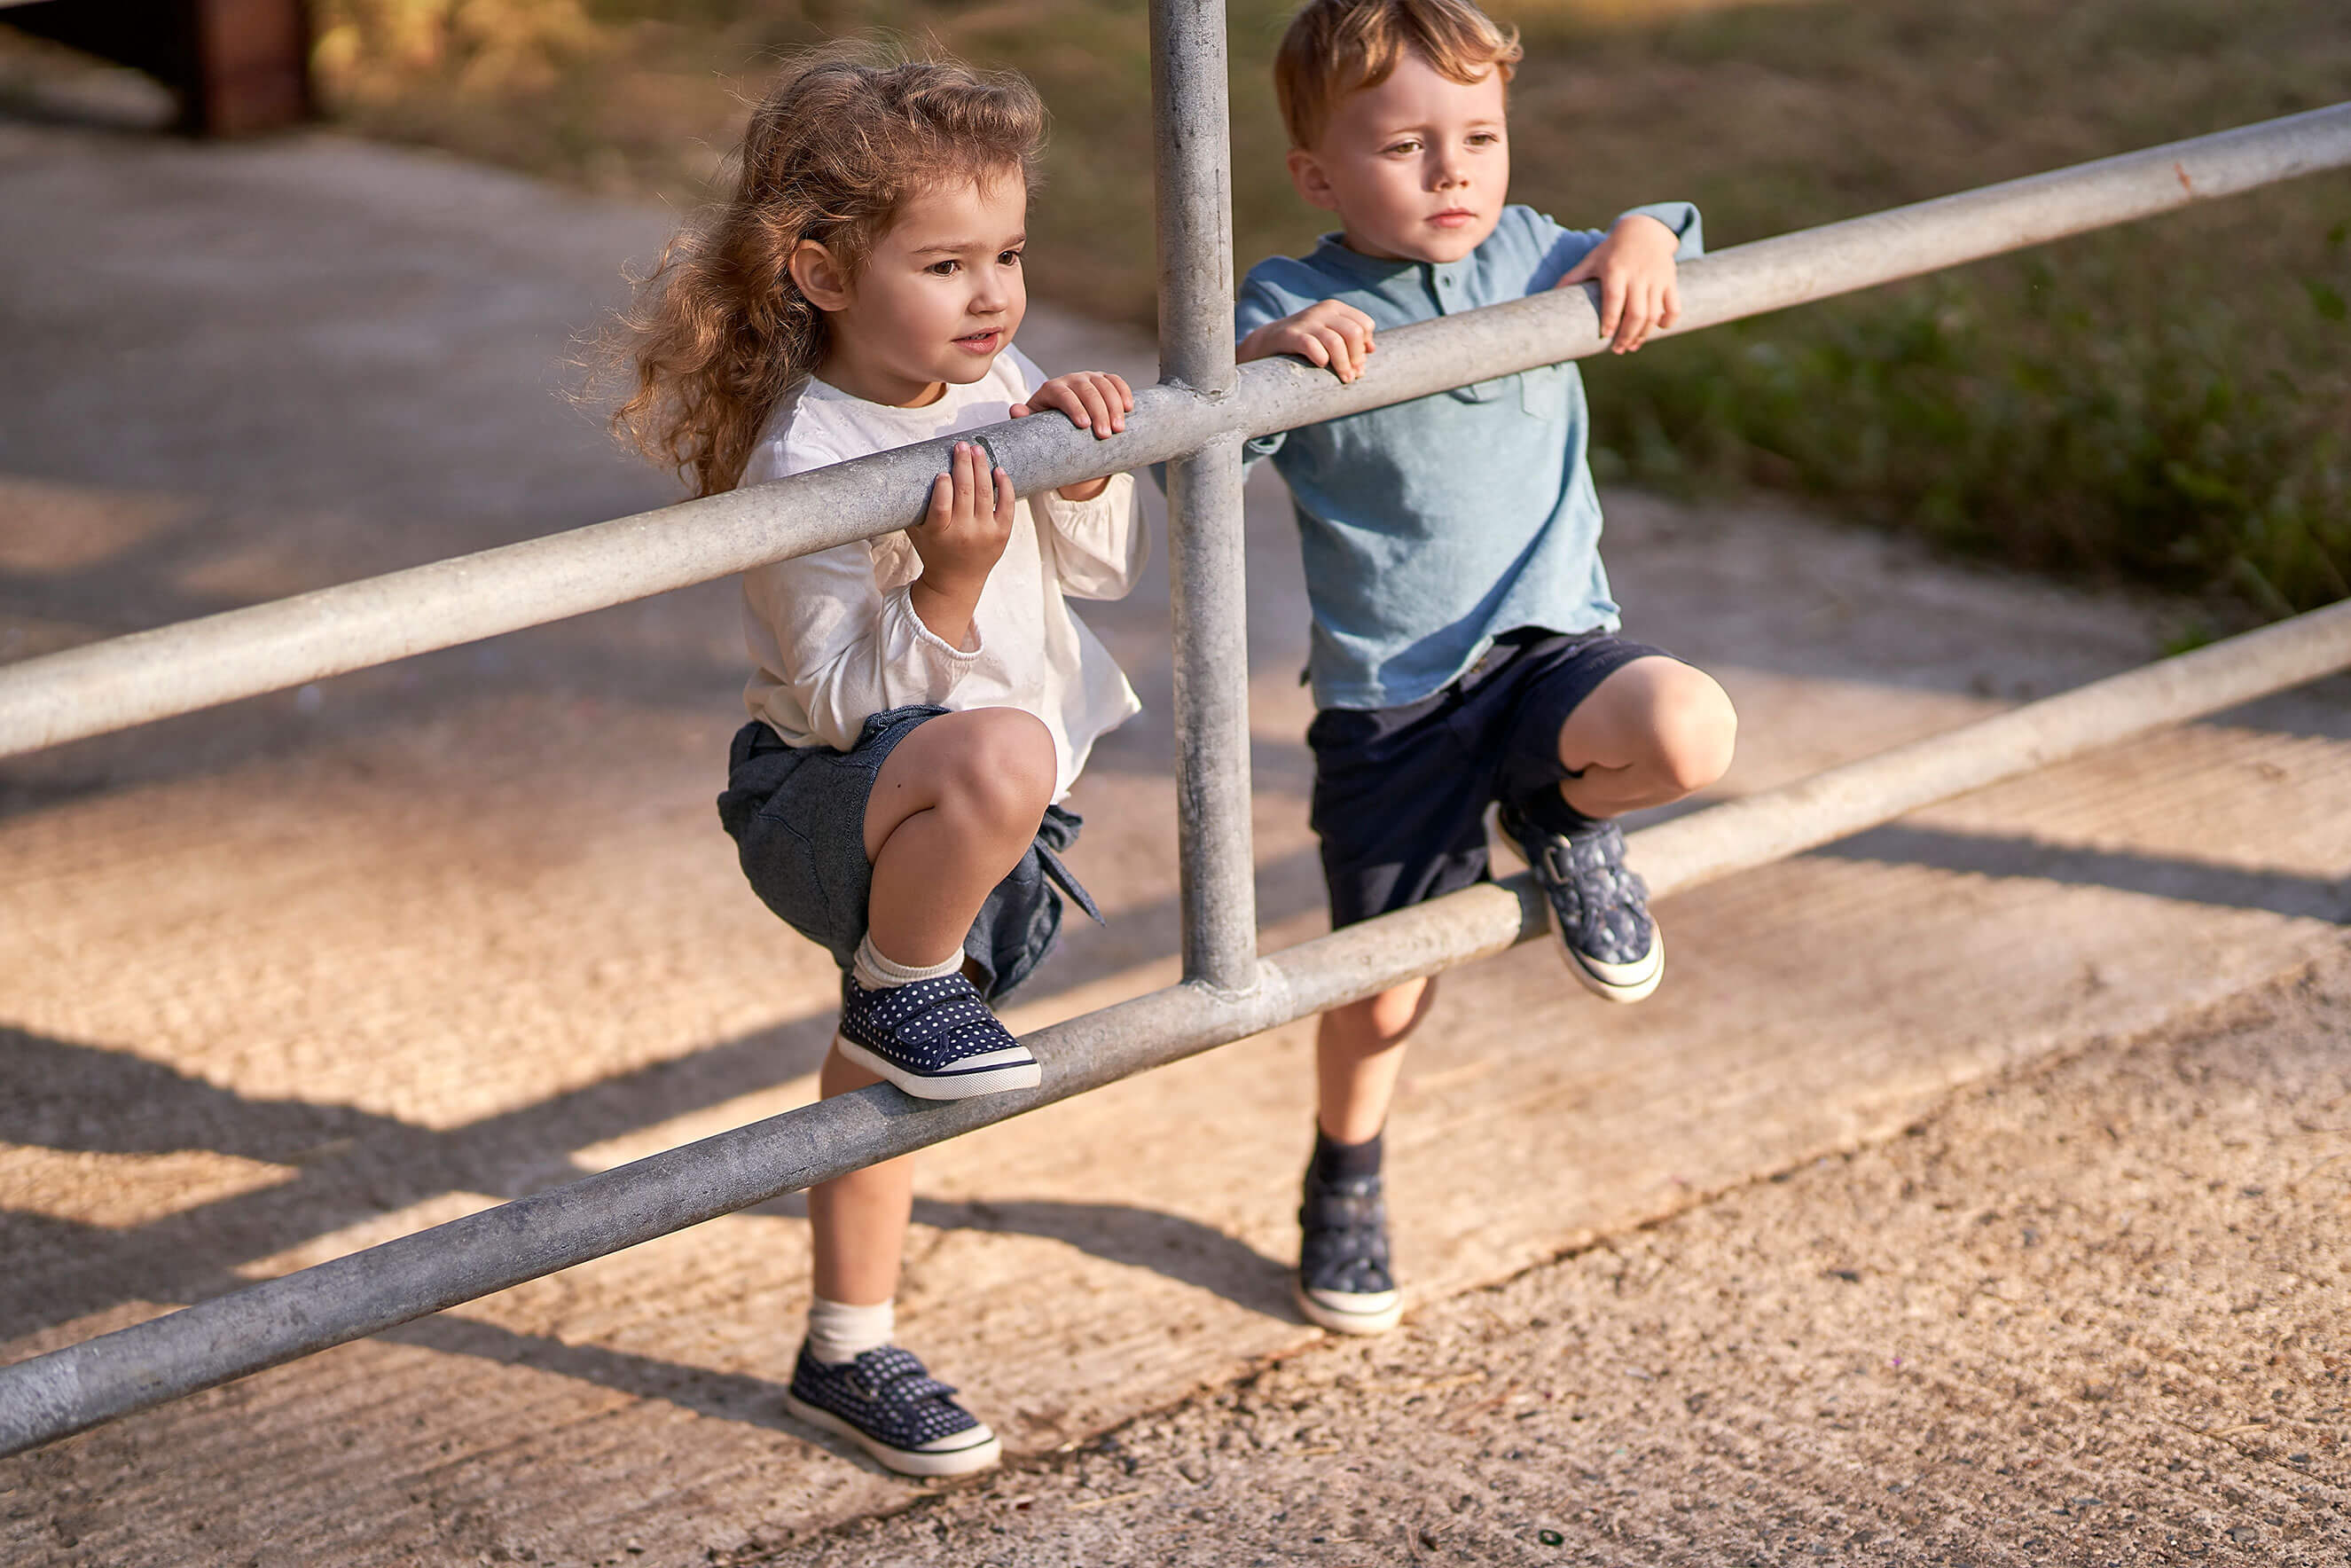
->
[1288,51,1509,264]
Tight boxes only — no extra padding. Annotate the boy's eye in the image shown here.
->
[927,259,960,277]
[1467,132,1501,148]
[1383,138,1421,156]
[999,248,1024,267]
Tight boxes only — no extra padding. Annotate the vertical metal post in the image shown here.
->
[1150,0,1258,994]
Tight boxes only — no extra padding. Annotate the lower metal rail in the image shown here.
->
[5,598,2348,1455]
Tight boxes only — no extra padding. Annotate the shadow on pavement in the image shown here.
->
[1815,824,2351,923]
[0,840,1328,1347]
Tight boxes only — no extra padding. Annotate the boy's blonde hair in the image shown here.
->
[607,51,1046,498]
[1273,0,1523,150]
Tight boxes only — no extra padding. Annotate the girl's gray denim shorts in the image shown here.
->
[716,706,1099,1004]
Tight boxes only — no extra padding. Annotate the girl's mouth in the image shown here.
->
[954,329,1002,353]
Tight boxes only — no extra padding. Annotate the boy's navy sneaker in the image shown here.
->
[834,971,1040,1100]
[1296,1166,1402,1335]
[1496,804,1665,1004]
[783,1343,1001,1477]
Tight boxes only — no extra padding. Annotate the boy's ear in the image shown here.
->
[788,240,852,312]
[1286,147,1342,214]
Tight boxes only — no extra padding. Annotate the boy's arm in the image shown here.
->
[1237,299,1378,384]
[1555,204,1702,355]
[1616,202,1703,263]
[1203,275,1360,474]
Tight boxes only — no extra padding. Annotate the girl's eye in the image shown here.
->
[999,249,1024,267]
[927,260,960,277]
[1384,139,1421,156]
[1468,132,1501,148]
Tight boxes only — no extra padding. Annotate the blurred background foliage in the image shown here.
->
[302,0,2351,615]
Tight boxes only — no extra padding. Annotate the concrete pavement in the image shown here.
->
[1,114,2346,1566]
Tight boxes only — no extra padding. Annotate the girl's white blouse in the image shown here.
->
[736,346,1146,802]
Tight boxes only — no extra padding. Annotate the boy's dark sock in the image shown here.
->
[1509,782,1603,840]
[1311,1125,1383,1184]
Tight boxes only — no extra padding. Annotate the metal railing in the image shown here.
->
[0,1,2347,1455]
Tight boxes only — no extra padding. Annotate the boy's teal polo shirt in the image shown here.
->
[1236,201,1702,711]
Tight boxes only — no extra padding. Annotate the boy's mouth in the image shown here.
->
[1428,208,1480,230]
[953,328,1003,353]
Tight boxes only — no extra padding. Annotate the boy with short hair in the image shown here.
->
[1239,0,1739,1335]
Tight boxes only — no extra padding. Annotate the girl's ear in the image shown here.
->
[1286,147,1340,214]
[789,240,853,312]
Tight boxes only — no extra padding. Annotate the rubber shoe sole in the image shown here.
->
[783,1392,1003,1477]
[833,1031,1041,1101]
[1558,921,1665,1005]
[1293,1278,1403,1336]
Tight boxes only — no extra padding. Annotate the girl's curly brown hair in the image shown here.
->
[607,51,1046,498]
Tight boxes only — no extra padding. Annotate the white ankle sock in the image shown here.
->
[851,934,963,992]
[806,1296,895,1366]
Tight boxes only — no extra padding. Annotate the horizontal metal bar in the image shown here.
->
[8,596,2350,1454]
[2,103,2346,760]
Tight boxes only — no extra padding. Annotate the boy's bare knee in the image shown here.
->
[1329,977,1435,1051]
[1650,670,1736,796]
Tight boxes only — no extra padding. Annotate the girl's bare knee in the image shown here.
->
[938,708,1056,830]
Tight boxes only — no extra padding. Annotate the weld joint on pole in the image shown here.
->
[1178,969,1266,1009]
[1153,376,1231,406]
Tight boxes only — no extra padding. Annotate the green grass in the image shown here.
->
[301,0,2351,614]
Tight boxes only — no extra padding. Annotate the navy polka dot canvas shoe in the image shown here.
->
[783,1343,1002,1477]
[834,970,1040,1100]
[1496,804,1665,1005]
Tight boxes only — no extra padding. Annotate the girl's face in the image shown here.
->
[795,171,1030,408]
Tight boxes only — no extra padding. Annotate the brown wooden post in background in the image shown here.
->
[2,0,311,135]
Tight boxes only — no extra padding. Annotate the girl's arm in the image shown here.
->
[1009,368,1136,501]
[1007,358,1150,600]
[743,540,984,752]
[1036,470,1148,602]
[741,430,1021,747]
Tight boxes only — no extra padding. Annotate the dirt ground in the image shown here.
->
[2,108,2348,1568]
[771,957,2351,1567]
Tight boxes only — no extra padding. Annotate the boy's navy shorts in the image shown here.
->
[716,706,1097,1004]
[1307,629,1668,930]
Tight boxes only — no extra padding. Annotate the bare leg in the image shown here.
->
[1556,656,1736,819]
[1315,976,1440,1146]
[862,708,1058,964]
[807,708,1056,1307]
[808,1046,913,1304]
[1301,976,1432,1334]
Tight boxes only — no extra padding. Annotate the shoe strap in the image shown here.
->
[850,1346,959,1406]
[851,974,986,1044]
[1540,827,1651,905]
[1300,1179,1387,1230]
